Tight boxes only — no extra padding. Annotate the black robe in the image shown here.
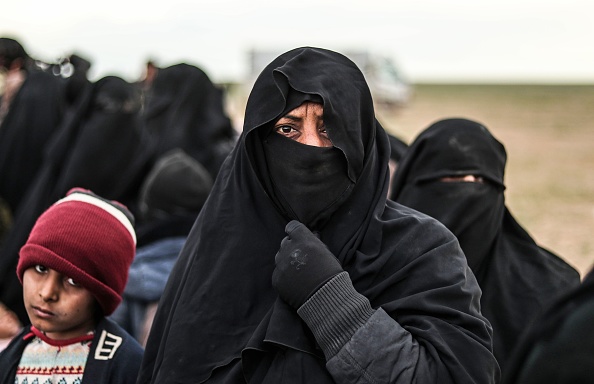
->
[141,63,236,179]
[0,76,154,324]
[389,118,580,372]
[138,47,497,383]
[502,269,594,383]
[0,69,65,216]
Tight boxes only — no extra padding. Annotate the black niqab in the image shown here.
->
[389,118,580,371]
[263,133,353,229]
[138,49,496,383]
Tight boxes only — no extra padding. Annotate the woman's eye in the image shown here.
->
[276,125,294,135]
[34,265,48,273]
[66,277,79,287]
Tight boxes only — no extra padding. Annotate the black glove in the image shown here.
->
[272,220,344,309]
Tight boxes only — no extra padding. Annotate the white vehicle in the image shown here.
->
[246,49,412,107]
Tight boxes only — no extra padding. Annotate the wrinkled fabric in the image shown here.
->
[110,236,186,340]
[389,118,580,371]
[0,69,65,216]
[138,48,497,383]
[264,133,353,228]
[141,63,236,178]
[502,270,594,383]
[126,237,186,301]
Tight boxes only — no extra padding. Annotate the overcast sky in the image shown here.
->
[2,0,593,84]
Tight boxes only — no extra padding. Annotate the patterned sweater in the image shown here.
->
[0,318,143,384]
[15,327,93,384]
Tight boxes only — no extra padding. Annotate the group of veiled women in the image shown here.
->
[0,37,236,337]
[1,38,591,383]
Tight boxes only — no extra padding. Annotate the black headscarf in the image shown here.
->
[0,76,154,324]
[141,63,236,178]
[389,118,581,371]
[138,48,496,383]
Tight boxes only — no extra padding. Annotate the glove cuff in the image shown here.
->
[297,271,375,360]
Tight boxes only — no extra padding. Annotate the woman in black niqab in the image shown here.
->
[389,118,580,372]
[0,46,66,218]
[138,48,498,383]
[141,63,236,179]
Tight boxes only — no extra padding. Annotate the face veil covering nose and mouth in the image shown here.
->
[264,131,353,229]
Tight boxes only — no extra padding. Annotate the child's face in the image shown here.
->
[23,265,97,340]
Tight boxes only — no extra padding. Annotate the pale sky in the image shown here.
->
[2,0,593,84]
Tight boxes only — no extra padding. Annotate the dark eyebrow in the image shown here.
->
[277,113,324,123]
[277,114,301,122]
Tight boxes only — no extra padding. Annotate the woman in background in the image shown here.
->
[389,117,580,371]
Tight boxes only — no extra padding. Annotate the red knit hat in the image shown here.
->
[17,188,136,316]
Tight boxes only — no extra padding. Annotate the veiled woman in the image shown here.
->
[138,48,498,383]
[141,63,236,179]
[389,118,580,372]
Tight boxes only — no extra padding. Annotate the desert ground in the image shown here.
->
[226,83,594,278]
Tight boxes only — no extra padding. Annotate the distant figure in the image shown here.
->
[502,268,594,383]
[0,188,143,383]
[63,52,93,108]
[141,62,237,179]
[111,149,213,346]
[137,47,498,384]
[0,37,66,219]
[389,117,580,371]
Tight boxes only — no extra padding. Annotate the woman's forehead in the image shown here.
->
[281,101,323,117]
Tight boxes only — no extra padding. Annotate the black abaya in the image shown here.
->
[389,118,580,372]
[138,48,498,383]
[502,269,594,383]
[0,69,65,216]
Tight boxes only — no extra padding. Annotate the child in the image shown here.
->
[0,188,143,383]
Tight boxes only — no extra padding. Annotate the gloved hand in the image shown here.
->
[272,220,344,309]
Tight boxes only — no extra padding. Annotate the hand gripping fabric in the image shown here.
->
[272,220,344,309]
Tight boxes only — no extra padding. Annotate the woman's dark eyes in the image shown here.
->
[34,265,48,273]
[277,126,293,134]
